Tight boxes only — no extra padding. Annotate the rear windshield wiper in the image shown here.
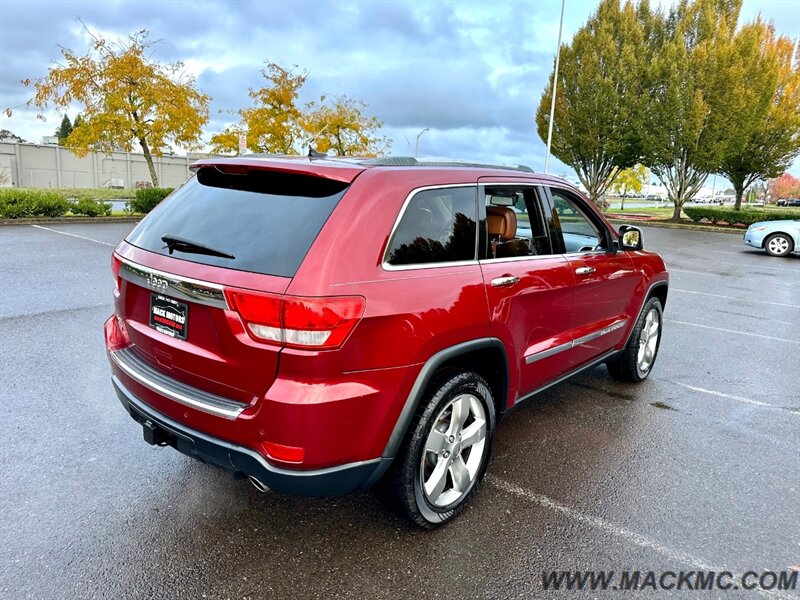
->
[161,234,235,260]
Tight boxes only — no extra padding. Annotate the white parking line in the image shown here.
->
[703,258,800,273]
[669,267,720,276]
[668,319,800,344]
[30,224,115,247]
[671,288,800,309]
[671,382,796,412]
[486,475,794,600]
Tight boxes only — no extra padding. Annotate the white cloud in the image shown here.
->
[1,0,797,180]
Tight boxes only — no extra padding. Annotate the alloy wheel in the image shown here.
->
[420,393,487,507]
[637,308,660,374]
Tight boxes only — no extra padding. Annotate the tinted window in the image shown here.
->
[483,186,552,258]
[550,189,604,253]
[386,187,477,266]
[125,168,347,278]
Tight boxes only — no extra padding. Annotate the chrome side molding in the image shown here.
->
[525,318,629,364]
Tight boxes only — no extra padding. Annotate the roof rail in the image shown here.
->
[359,157,534,173]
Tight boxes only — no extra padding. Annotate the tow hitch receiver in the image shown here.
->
[142,419,173,446]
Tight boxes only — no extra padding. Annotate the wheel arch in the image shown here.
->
[380,338,508,462]
[647,280,669,311]
[622,280,668,348]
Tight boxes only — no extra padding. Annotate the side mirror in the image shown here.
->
[618,225,643,251]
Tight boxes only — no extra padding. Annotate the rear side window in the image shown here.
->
[125,168,348,277]
[386,187,477,266]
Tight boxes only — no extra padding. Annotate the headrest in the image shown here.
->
[486,206,517,241]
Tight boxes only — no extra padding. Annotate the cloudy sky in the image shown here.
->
[1,0,799,181]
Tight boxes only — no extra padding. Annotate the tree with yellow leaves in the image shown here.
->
[211,61,388,157]
[12,26,209,187]
[302,95,389,157]
[610,164,648,210]
[211,62,307,155]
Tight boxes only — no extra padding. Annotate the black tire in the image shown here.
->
[607,297,663,382]
[763,233,794,257]
[378,369,495,528]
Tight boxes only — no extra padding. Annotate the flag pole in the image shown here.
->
[544,0,566,174]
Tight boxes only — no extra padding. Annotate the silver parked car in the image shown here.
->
[743,220,800,257]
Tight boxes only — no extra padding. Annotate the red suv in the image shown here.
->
[105,157,668,527]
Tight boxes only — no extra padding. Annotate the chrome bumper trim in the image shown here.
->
[109,348,247,420]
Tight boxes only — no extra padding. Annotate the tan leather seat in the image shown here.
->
[487,206,530,258]
[487,206,517,240]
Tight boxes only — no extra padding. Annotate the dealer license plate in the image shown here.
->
[149,293,188,340]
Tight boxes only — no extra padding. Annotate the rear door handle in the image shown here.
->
[575,267,596,275]
[491,276,520,287]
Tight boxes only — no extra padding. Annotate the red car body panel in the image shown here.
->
[106,159,669,491]
[479,255,575,402]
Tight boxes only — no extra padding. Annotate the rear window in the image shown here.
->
[385,186,477,266]
[125,168,348,277]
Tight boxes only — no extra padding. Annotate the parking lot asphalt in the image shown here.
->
[1,222,798,599]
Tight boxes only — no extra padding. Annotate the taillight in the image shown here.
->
[111,253,122,291]
[225,289,365,350]
[104,314,131,351]
[283,295,365,347]
[226,290,283,343]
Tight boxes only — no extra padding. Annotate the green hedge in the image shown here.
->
[58,188,136,201]
[0,189,117,218]
[70,197,112,217]
[0,189,70,218]
[130,187,174,214]
[684,206,800,226]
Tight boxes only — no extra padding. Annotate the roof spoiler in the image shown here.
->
[189,157,365,184]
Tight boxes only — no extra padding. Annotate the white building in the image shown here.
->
[0,142,211,189]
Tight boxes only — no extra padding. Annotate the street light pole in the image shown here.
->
[544,0,566,174]
[415,128,429,158]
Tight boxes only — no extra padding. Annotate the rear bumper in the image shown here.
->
[112,375,390,497]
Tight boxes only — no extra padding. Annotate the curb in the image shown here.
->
[1,216,142,226]
[606,217,745,235]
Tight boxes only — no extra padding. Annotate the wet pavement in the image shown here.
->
[1,222,798,599]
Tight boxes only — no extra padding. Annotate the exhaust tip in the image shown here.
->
[248,475,268,493]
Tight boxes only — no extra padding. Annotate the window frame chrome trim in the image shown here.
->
[381,259,480,272]
[563,250,610,257]
[478,181,556,261]
[118,257,229,310]
[478,253,563,265]
[381,183,480,272]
